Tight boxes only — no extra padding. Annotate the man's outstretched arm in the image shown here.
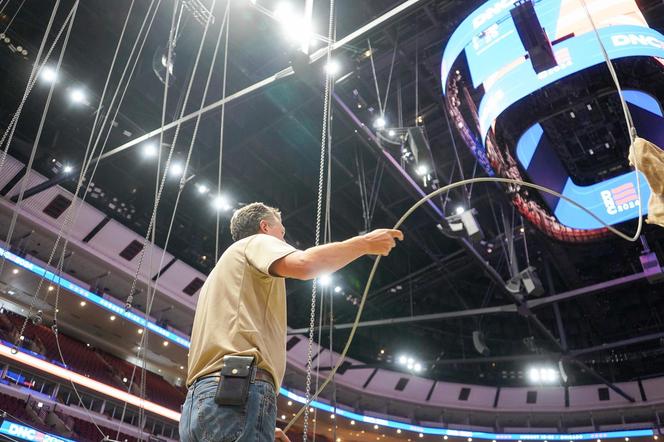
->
[269,228,403,280]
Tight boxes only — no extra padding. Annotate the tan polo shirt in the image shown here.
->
[186,233,297,388]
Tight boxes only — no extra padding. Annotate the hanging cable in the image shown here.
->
[1,0,26,35]
[215,0,232,263]
[9,0,75,348]
[0,0,66,179]
[381,36,398,114]
[0,0,11,18]
[302,0,336,439]
[366,39,383,116]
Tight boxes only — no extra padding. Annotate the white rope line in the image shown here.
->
[578,0,642,241]
[284,172,646,431]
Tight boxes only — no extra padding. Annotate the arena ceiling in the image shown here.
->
[1,0,664,392]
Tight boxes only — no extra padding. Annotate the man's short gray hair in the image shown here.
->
[230,202,281,241]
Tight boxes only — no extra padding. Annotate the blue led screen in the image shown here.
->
[515,91,662,229]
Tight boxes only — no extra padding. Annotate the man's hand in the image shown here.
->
[362,229,404,256]
[275,428,291,442]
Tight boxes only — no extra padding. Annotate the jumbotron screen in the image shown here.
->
[441,0,664,236]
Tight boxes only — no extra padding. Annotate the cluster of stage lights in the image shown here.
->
[527,366,560,384]
[39,66,88,105]
[139,142,233,212]
[397,354,425,373]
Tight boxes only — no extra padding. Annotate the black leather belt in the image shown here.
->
[195,367,275,389]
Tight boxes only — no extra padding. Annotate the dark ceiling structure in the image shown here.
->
[1,0,664,394]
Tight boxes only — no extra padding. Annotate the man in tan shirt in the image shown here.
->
[180,202,403,442]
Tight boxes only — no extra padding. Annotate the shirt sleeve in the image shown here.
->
[245,234,298,276]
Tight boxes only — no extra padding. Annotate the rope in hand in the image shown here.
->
[285,174,646,431]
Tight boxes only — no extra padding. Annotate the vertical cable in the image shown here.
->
[215,0,231,262]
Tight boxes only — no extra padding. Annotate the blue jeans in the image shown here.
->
[180,377,277,442]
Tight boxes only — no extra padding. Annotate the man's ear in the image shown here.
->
[259,220,268,233]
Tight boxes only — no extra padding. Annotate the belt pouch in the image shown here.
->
[214,355,255,406]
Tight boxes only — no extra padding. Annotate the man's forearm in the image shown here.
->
[270,228,401,280]
[298,236,368,278]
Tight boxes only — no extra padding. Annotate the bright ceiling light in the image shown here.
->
[528,366,559,384]
[142,142,158,158]
[334,286,342,294]
[196,183,210,195]
[388,129,396,137]
[373,116,386,129]
[69,88,86,105]
[40,66,58,83]
[413,362,423,372]
[274,2,313,48]
[168,162,184,178]
[109,315,116,321]
[63,165,73,174]
[212,194,231,211]
[455,206,465,215]
[415,164,429,176]
[398,355,407,365]
[319,274,332,286]
[324,60,341,76]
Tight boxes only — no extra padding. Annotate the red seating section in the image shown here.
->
[1,311,185,411]
[69,415,139,442]
[0,391,142,442]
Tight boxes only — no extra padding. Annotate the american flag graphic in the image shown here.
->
[610,183,638,205]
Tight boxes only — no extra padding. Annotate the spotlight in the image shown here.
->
[388,129,396,137]
[109,315,116,321]
[168,162,184,178]
[398,355,407,364]
[413,363,423,373]
[40,66,58,83]
[80,301,86,307]
[142,143,158,158]
[528,367,541,383]
[415,164,429,176]
[12,269,19,275]
[440,208,482,242]
[196,183,210,195]
[527,366,559,384]
[324,60,341,76]
[63,165,73,174]
[69,88,86,105]
[319,274,332,286]
[274,2,313,48]
[163,340,169,347]
[508,267,544,297]
[373,116,386,129]
[334,286,342,294]
[212,194,231,211]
